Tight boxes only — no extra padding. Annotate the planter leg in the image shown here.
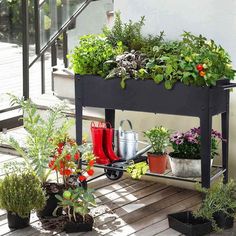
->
[75,78,83,169]
[105,109,115,129]
[221,109,229,184]
[200,114,212,188]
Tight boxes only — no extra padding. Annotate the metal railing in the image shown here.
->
[21,0,97,99]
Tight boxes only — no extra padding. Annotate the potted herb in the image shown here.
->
[0,171,46,229]
[144,126,170,174]
[194,178,236,231]
[54,187,96,233]
[169,127,223,177]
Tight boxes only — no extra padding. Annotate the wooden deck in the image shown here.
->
[0,153,236,235]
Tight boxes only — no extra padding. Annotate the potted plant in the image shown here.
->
[0,171,46,229]
[144,126,171,174]
[54,187,96,233]
[3,95,75,217]
[194,178,236,231]
[169,127,224,177]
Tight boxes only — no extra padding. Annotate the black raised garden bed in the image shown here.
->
[74,75,236,188]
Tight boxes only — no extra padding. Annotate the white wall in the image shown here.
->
[114,0,236,178]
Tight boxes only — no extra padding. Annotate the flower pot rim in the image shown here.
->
[169,153,214,160]
[147,152,167,157]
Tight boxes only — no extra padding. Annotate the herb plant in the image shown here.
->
[105,50,148,88]
[194,178,236,231]
[170,127,223,159]
[144,126,171,154]
[68,34,123,77]
[54,187,96,222]
[0,171,46,218]
[126,161,149,179]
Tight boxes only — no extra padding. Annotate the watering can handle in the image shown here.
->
[119,120,133,131]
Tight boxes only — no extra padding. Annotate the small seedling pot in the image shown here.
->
[168,211,212,236]
[7,211,30,229]
[213,210,234,230]
[147,153,167,174]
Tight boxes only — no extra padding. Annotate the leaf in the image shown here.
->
[153,74,164,84]
[164,80,173,90]
[166,65,173,76]
[120,78,127,89]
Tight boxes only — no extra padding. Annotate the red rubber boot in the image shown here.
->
[103,127,120,162]
[91,125,110,165]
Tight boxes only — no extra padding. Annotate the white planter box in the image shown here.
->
[169,156,213,178]
[53,70,75,99]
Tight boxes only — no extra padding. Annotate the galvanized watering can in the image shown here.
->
[116,120,151,160]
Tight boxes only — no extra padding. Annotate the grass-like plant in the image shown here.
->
[194,178,236,231]
[0,171,46,218]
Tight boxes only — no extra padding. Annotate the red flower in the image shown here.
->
[58,142,64,148]
[65,154,71,161]
[74,152,80,161]
[59,168,64,175]
[87,169,94,176]
[60,160,65,169]
[57,147,63,155]
[48,160,55,169]
[64,169,72,176]
[78,175,87,182]
[88,160,95,166]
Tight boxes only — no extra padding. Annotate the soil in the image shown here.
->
[42,182,64,194]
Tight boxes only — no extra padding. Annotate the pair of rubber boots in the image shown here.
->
[91,122,120,165]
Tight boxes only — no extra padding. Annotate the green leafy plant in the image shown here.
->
[54,187,96,222]
[105,50,148,88]
[126,161,149,179]
[144,126,171,154]
[0,171,46,218]
[170,127,223,159]
[2,95,74,183]
[194,178,236,231]
[68,34,123,77]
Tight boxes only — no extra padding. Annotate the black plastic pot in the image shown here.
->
[7,211,30,229]
[37,183,64,218]
[213,211,234,230]
[168,211,212,236]
[64,214,93,233]
[64,221,93,233]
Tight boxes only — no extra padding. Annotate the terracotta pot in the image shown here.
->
[147,153,167,174]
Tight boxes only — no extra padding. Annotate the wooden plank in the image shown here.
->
[103,193,201,235]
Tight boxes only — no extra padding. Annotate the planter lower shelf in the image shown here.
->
[168,211,212,236]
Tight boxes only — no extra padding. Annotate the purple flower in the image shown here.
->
[170,132,183,142]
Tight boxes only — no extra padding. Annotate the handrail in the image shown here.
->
[29,0,95,68]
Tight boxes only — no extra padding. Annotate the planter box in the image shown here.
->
[169,156,213,178]
[75,75,230,117]
[168,211,212,236]
[213,211,234,230]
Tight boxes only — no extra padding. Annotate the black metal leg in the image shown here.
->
[75,78,83,169]
[221,110,229,184]
[200,114,212,188]
[105,109,115,128]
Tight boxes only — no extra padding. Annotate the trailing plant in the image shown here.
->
[68,34,123,77]
[105,50,148,88]
[0,171,46,218]
[170,127,223,159]
[54,187,96,222]
[144,126,171,154]
[126,161,149,179]
[2,95,74,183]
[194,178,236,231]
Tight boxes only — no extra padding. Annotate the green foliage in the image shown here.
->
[144,126,171,154]
[103,12,145,51]
[3,95,74,183]
[105,50,148,88]
[54,187,96,222]
[0,171,46,218]
[194,179,236,231]
[68,34,123,76]
[126,161,149,179]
